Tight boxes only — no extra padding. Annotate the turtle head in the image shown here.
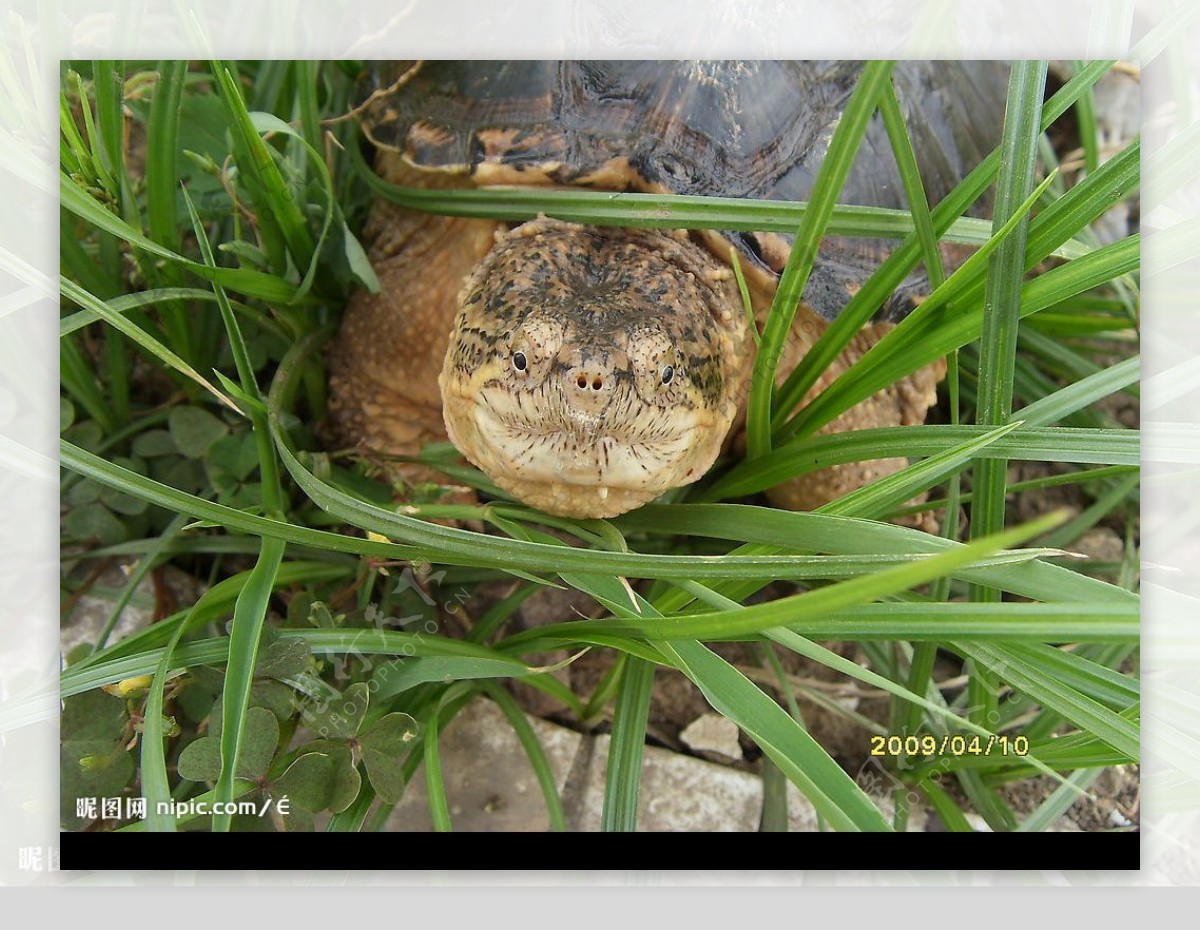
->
[439,218,749,518]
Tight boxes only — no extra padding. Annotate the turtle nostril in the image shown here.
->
[571,367,609,394]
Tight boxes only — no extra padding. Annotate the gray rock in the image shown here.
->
[679,712,743,761]
[384,696,583,831]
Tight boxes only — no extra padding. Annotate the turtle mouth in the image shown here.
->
[466,381,706,491]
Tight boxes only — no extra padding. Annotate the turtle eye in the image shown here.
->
[512,351,528,373]
[661,364,675,385]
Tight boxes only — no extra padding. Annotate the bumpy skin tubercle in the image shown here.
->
[440,217,751,518]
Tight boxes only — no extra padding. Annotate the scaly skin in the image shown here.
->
[326,155,502,489]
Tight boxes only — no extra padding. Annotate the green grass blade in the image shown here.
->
[978,61,1049,800]
[889,464,1138,519]
[59,84,87,179]
[998,641,1139,710]
[65,69,115,197]
[60,170,300,302]
[553,572,890,830]
[182,188,285,516]
[616,504,1135,606]
[145,61,187,253]
[879,78,944,289]
[60,288,235,336]
[759,757,789,832]
[769,233,1138,443]
[1023,135,1140,271]
[972,58,1049,546]
[661,638,891,831]
[745,60,895,458]
[369,653,544,699]
[294,61,324,155]
[770,61,1116,436]
[140,576,220,833]
[138,62,196,365]
[899,639,939,746]
[59,334,116,433]
[816,421,1024,520]
[69,420,1132,610]
[1016,767,1104,832]
[423,701,453,831]
[91,60,136,225]
[919,777,977,831]
[64,627,545,699]
[351,135,1005,247]
[1015,356,1140,427]
[213,536,285,832]
[61,276,237,411]
[1035,471,1140,551]
[211,63,314,275]
[955,642,1139,760]
[600,654,656,832]
[60,214,121,298]
[771,169,1053,441]
[511,512,1084,648]
[93,512,188,652]
[243,110,338,301]
[503,601,1136,653]
[704,424,1139,502]
[767,627,990,740]
[1016,326,1107,390]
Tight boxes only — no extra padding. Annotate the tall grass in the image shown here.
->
[57,60,1139,833]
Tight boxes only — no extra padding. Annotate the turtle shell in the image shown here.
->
[354,60,1010,320]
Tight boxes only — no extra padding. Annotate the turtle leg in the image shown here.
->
[327,191,503,489]
[765,305,946,530]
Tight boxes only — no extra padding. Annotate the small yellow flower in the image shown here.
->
[101,675,153,698]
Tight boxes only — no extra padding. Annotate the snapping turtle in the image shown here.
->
[329,61,1008,518]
